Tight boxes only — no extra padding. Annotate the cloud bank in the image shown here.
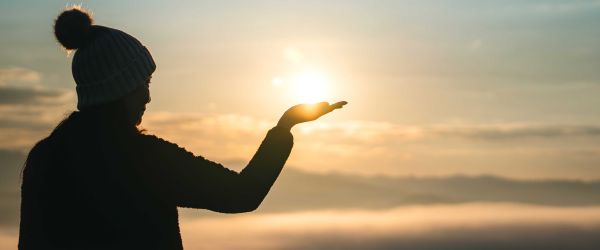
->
[0,85,70,105]
[0,67,40,85]
[178,203,600,250]
[2,203,599,249]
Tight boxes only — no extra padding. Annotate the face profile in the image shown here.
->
[123,79,151,126]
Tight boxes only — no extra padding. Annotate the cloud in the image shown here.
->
[0,67,74,150]
[0,66,73,106]
[0,232,17,250]
[0,104,72,150]
[176,203,600,250]
[1,146,598,233]
[0,67,40,85]
[0,85,71,105]
[143,112,600,144]
[2,109,600,178]
[139,112,600,179]
[428,124,600,140]
[2,203,600,249]
[0,96,73,150]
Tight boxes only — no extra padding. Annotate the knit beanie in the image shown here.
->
[54,7,156,110]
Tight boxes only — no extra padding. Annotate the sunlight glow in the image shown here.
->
[271,77,284,87]
[290,71,330,103]
[283,47,304,63]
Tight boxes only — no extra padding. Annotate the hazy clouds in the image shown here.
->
[0,86,69,105]
[138,112,600,179]
[177,203,600,250]
[0,67,72,106]
[2,203,599,249]
[0,68,40,84]
[2,104,599,178]
[0,67,72,150]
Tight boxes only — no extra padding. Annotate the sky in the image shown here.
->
[2,0,600,179]
[1,0,600,249]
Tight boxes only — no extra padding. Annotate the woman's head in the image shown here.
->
[54,6,156,122]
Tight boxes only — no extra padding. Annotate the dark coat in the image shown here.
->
[19,112,293,249]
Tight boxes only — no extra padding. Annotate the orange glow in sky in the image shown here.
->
[272,70,332,104]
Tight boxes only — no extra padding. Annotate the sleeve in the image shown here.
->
[135,126,293,213]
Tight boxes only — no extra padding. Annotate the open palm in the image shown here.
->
[277,101,347,130]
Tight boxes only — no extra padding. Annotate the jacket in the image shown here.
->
[19,112,293,249]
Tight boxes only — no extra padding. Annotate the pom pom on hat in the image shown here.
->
[54,7,93,50]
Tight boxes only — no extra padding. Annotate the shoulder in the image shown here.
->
[23,137,54,177]
[135,133,186,151]
[28,137,53,159]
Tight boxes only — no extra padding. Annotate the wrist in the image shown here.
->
[276,120,294,131]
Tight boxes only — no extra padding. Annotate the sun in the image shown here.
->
[290,71,330,103]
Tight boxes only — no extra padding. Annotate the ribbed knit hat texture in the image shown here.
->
[54,7,156,110]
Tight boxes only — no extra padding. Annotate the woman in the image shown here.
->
[19,7,346,249]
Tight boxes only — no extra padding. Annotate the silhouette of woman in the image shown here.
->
[19,7,346,250]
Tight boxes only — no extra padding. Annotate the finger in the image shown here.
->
[331,101,348,109]
[322,101,346,113]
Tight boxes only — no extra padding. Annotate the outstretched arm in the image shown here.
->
[136,101,346,213]
[136,126,292,213]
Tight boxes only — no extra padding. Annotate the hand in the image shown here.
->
[277,101,348,130]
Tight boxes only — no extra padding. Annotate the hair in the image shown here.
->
[54,6,94,50]
[57,96,145,140]
[20,98,141,182]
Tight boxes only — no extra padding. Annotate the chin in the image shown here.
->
[135,115,143,126]
[136,108,145,125]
